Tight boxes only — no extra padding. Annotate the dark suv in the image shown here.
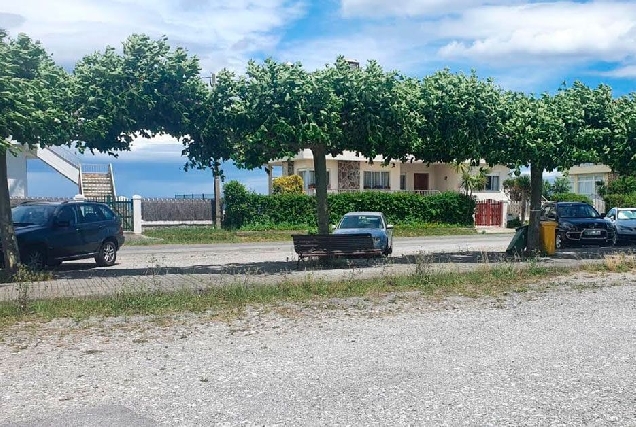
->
[541,201,616,248]
[2,200,125,269]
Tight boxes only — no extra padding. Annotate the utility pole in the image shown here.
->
[202,72,223,229]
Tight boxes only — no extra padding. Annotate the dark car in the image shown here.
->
[541,201,616,249]
[1,200,125,269]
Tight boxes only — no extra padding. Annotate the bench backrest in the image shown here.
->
[292,233,375,253]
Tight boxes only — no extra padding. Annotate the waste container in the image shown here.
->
[539,221,558,255]
[506,225,528,255]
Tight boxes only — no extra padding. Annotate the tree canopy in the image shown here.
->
[1,32,205,272]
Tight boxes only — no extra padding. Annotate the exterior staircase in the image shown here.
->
[36,146,117,200]
[80,167,117,199]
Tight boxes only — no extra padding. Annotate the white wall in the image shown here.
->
[7,151,28,197]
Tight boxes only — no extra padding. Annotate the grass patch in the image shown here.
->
[129,224,479,245]
[3,258,626,329]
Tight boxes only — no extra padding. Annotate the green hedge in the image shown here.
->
[603,192,636,210]
[223,181,476,229]
[549,192,592,204]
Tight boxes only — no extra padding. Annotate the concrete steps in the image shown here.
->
[81,172,116,199]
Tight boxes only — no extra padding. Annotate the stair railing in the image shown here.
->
[108,163,117,198]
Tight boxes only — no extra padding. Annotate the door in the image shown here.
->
[76,203,108,253]
[48,205,85,258]
[414,173,429,192]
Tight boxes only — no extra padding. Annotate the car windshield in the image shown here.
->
[556,204,600,218]
[339,215,382,229]
[617,209,636,220]
[11,205,56,226]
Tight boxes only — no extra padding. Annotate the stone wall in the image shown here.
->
[338,161,360,190]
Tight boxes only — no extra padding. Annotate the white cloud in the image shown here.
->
[598,64,636,78]
[2,0,306,73]
[436,2,636,64]
[341,0,517,17]
[76,134,185,163]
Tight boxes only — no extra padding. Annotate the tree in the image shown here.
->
[0,31,73,272]
[1,32,205,272]
[181,69,243,228]
[204,57,418,234]
[600,94,636,175]
[485,82,613,252]
[503,175,531,222]
[413,70,506,166]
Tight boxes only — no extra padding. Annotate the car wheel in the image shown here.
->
[21,247,46,271]
[384,245,393,256]
[47,259,62,268]
[95,240,117,267]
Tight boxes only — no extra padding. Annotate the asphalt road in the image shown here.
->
[114,234,515,269]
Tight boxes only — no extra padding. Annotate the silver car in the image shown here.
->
[332,212,394,255]
[605,207,636,244]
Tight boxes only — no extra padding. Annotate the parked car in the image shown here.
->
[604,207,636,244]
[332,212,393,255]
[541,201,616,248]
[1,200,125,269]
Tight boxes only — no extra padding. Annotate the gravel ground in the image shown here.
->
[1,271,635,426]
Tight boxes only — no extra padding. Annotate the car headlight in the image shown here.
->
[560,221,575,230]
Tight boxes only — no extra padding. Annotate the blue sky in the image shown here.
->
[2,0,636,198]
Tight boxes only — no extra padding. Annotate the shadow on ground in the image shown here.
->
[43,245,636,282]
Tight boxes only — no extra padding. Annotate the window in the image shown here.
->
[298,169,330,189]
[485,175,500,191]
[96,204,116,220]
[576,174,604,196]
[363,171,390,189]
[400,174,406,190]
[78,204,107,223]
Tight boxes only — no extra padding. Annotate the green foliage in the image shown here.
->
[223,191,476,229]
[272,175,304,195]
[603,193,636,210]
[506,218,523,229]
[549,192,592,204]
[503,175,531,201]
[597,175,636,197]
[601,95,636,175]
[72,34,205,154]
[222,180,252,229]
[542,175,572,199]
[597,175,636,208]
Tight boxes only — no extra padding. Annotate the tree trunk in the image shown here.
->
[213,161,222,229]
[527,163,543,253]
[0,150,20,272]
[311,144,330,235]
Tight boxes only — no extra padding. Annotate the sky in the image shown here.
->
[2,0,636,198]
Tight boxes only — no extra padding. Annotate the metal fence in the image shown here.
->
[174,193,215,200]
[86,196,134,231]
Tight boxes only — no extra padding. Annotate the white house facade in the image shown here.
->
[266,149,511,202]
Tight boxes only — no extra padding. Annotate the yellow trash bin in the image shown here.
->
[539,221,558,255]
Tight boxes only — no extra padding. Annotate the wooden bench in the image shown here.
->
[292,233,383,267]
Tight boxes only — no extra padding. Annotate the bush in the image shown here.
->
[272,175,304,194]
[603,193,636,209]
[223,190,476,229]
[549,192,592,204]
[506,218,523,229]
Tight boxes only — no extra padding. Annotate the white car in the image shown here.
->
[605,207,636,244]
[332,211,394,255]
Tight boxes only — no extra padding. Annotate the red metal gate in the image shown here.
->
[475,199,503,226]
